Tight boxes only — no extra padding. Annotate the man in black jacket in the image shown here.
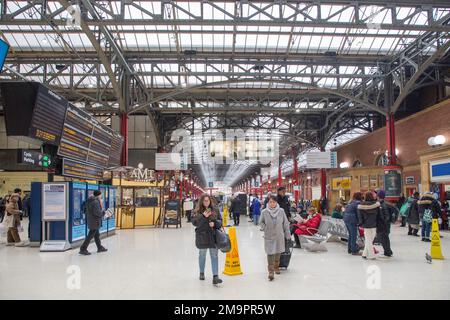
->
[376,190,398,257]
[79,190,108,255]
[277,187,291,221]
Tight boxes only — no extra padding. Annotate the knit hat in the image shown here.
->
[93,190,102,197]
[377,189,386,199]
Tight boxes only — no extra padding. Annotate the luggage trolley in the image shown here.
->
[163,199,182,228]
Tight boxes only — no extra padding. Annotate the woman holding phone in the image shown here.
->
[192,194,223,285]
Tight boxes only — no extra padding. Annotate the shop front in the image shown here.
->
[328,166,384,209]
[418,144,450,202]
[112,166,165,229]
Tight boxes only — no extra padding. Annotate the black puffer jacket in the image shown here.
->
[377,200,398,233]
[418,194,441,220]
[407,197,420,225]
[192,209,222,249]
[357,201,381,229]
[277,195,291,220]
[86,196,105,230]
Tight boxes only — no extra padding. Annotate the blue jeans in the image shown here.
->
[253,215,260,225]
[199,248,219,276]
[345,221,359,253]
[421,220,432,239]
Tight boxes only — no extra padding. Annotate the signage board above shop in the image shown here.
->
[155,153,189,170]
[306,151,338,169]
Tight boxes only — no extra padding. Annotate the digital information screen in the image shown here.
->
[29,86,68,145]
[58,104,122,168]
[108,134,123,167]
[62,158,104,181]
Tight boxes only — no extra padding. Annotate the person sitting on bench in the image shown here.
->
[290,206,322,248]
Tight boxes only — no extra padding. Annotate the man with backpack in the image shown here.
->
[418,192,441,242]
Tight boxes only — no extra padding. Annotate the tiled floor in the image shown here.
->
[1,217,449,300]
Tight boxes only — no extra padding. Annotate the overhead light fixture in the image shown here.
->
[55,64,66,71]
[42,39,48,44]
[307,175,311,180]
[339,162,349,169]
[252,65,264,71]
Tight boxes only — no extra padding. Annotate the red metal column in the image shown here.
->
[386,113,397,165]
[120,113,128,166]
[179,173,183,201]
[293,148,299,204]
[278,164,282,187]
[320,147,327,199]
[260,175,263,199]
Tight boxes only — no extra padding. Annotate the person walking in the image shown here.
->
[260,195,291,281]
[377,190,397,257]
[357,192,381,260]
[4,194,23,246]
[418,192,441,242]
[192,194,223,285]
[343,192,363,255]
[79,190,108,255]
[407,192,420,237]
[277,187,291,221]
[250,195,262,225]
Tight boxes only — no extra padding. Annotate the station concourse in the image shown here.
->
[0,0,449,301]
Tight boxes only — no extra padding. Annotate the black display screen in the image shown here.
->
[62,158,103,181]
[29,86,68,145]
[58,104,122,168]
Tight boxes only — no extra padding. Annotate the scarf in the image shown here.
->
[266,203,280,219]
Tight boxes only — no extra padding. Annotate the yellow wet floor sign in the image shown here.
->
[223,227,243,276]
[430,219,444,260]
[223,205,229,227]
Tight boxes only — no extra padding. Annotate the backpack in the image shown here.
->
[423,209,433,223]
[399,200,412,217]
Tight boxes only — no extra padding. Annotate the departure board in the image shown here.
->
[109,134,123,166]
[58,104,122,168]
[29,86,68,145]
[62,158,104,181]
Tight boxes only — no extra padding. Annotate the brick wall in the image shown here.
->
[334,98,450,168]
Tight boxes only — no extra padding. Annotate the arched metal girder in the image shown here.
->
[57,0,125,110]
[391,38,450,113]
[128,78,387,116]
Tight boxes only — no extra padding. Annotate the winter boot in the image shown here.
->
[407,226,413,235]
[412,228,420,237]
[199,273,205,280]
[268,264,275,281]
[274,260,281,274]
[212,275,223,285]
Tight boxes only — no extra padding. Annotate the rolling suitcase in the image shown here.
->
[279,239,293,269]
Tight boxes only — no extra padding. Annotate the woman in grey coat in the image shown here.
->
[260,195,291,281]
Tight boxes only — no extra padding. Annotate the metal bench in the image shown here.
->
[299,220,331,252]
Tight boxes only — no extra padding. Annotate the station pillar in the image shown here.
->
[278,165,282,187]
[120,112,128,166]
[320,147,327,200]
[293,148,299,204]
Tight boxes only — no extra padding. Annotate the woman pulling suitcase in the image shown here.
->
[260,195,291,281]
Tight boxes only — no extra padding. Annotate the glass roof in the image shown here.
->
[1,1,449,187]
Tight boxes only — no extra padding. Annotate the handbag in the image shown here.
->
[215,228,231,253]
